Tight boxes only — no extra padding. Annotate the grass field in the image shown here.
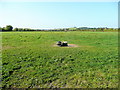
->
[2,31,118,88]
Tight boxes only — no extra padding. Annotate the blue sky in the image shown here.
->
[0,1,118,29]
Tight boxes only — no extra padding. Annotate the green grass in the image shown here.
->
[2,31,118,88]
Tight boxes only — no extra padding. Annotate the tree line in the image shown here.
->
[0,25,33,31]
[0,25,118,32]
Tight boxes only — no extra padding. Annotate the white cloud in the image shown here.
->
[1,0,119,2]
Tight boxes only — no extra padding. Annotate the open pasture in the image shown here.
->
[2,31,118,88]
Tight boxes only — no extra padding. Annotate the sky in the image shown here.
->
[0,0,119,29]
[1,0,119,2]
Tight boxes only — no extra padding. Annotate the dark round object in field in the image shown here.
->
[57,41,62,46]
[56,41,68,46]
[61,41,68,46]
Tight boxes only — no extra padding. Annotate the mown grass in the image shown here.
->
[2,31,118,88]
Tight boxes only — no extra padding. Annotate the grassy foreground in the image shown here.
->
[2,31,118,88]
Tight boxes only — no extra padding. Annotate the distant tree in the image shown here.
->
[108,28,113,31]
[118,28,120,32]
[18,28,23,31]
[73,27,77,28]
[101,28,104,32]
[0,27,2,31]
[2,27,6,31]
[13,28,18,31]
[5,25,13,31]
[23,28,31,31]
[27,28,31,31]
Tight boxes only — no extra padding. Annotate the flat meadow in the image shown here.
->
[2,31,118,88]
